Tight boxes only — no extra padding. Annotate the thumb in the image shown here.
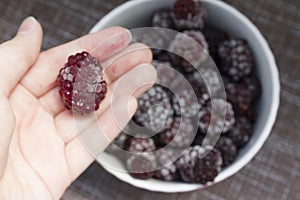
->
[0,16,43,97]
[0,97,15,179]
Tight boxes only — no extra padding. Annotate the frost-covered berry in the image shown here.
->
[176,146,222,184]
[57,52,107,115]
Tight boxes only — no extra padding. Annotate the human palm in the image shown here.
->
[0,17,154,200]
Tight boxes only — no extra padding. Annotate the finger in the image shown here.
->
[0,17,42,97]
[39,43,152,116]
[103,43,153,84]
[21,26,132,97]
[55,63,156,144]
[65,95,137,181]
[0,97,15,179]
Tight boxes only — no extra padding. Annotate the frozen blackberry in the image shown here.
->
[203,25,229,62]
[173,0,207,30]
[168,31,209,74]
[172,90,200,117]
[158,117,196,148]
[218,39,254,81]
[226,81,254,115]
[214,136,237,167]
[126,137,156,153]
[134,85,174,132]
[228,117,253,148]
[152,9,176,29]
[57,51,107,115]
[127,154,157,180]
[177,146,222,184]
[199,99,235,134]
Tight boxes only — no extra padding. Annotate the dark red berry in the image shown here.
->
[168,31,209,74]
[176,146,222,184]
[57,52,107,115]
[218,39,254,81]
[173,0,207,30]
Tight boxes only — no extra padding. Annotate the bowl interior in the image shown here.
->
[92,0,280,192]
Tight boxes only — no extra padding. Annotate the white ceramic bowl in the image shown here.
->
[90,0,280,193]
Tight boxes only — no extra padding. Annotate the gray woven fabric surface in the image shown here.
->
[0,0,299,199]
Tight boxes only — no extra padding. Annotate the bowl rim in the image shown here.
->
[90,0,280,193]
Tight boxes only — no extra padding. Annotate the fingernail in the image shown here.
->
[17,16,36,36]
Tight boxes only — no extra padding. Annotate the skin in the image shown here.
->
[0,17,155,200]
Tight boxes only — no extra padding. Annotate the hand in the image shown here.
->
[0,17,155,200]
